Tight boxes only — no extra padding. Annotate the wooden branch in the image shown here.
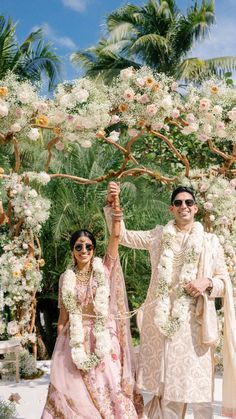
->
[0,201,9,225]
[14,217,24,236]
[44,136,60,172]
[35,236,42,260]
[6,200,13,232]
[207,139,231,161]
[150,129,190,177]
[118,167,177,183]
[99,135,139,165]
[13,136,21,172]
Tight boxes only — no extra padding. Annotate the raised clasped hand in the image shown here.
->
[107,181,120,208]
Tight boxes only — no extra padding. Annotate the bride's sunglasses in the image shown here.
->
[173,199,195,207]
[74,243,94,252]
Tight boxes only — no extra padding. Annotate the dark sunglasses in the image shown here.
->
[74,243,94,252]
[173,199,195,207]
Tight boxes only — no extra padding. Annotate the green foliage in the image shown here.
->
[4,349,38,379]
[0,400,17,419]
[0,15,61,90]
[71,0,236,82]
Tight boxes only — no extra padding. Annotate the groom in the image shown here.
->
[105,182,236,419]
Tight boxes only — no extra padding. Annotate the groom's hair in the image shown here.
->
[171,186,196,204]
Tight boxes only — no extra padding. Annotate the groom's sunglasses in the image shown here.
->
[74,243,94,252]
[173,199,195,207]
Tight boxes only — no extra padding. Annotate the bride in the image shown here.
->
[41,196,143,418]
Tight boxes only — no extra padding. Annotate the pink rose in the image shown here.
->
[199,98,211,111]
[55,141,64,151]
[197,133,209,142]
[146,104,157,115]
[110,114,120,124]
[128,128,139,137]
[123,88,135,101]
[171,108,180,118]
[204,201,213,210]
[137,94,149,104]
[186,113,195,123]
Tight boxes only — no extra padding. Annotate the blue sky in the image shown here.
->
[2,0,236,82]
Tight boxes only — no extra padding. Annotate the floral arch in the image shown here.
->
[0,67,235,352]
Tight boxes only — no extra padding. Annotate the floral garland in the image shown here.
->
[154,220,204,338]
[62,257,112,371]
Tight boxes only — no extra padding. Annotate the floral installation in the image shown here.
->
[1,67,236,358]
[154,220,204,337]
[3,173,51,233]
[52,78,112,148]
[183,78,236,144]
[0,173,50,344]
[109,66,182,133]
[62,257,112,371]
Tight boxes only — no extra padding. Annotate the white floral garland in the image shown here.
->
[154,220,204,338]
[62,257,112,371]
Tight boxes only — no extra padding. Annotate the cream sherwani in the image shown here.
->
[104,207,236,417]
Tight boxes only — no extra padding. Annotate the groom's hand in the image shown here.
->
[184,278,213,297]
[106,182,120,207]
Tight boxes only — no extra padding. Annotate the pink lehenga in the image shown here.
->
[41,256,143,419]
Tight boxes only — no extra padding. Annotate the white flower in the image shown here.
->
[66,133,78,142]
[171,82,178,91]
[0,101,9,117]
[120,67,134,80]
[49,110,65,124]
[212,105,222,115]
[74,88,89,103]
[136,77,145,87]
[228,107,236,121]
[161,95,172,110]
[28,128,40,141]
[230,179,236,188]
[7,320,19,335]
[10,123,22,132]
[182,123,199,135]
[79,139,92,148]
[109,130,120,142]
[203,124,212,135]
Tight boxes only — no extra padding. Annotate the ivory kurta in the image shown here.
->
[104,207,228,403]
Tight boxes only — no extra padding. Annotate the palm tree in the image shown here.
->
[71,0,236,82]
[0,16,61,91]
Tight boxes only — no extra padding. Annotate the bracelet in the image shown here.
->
[111,210,123,221]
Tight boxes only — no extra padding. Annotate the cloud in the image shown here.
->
[61,0,88,13]
[189,17,236,59]
[33,23,77,50]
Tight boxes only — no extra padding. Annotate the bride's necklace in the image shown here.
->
[75,267,92,283]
